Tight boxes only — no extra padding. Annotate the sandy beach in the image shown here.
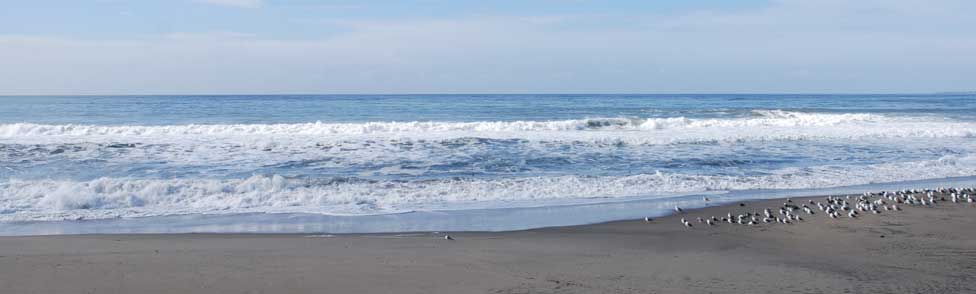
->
[1,194,974,294]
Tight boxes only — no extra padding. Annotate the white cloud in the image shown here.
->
[1,0,975,94]
[191,0,263,8]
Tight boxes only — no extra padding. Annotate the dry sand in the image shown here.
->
[1,195,974,294]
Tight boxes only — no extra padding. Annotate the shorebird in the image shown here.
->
[681,218,693,228]
[703,197,710,202]
[675,206,684,213]
[644,217,653,222]
[444,235,454,240]
[706,219,715,226]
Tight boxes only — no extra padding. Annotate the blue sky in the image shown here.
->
[1,0,974,94]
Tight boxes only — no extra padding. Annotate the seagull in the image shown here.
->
[703,197,710,202]
[681,218,693,228]
[675,206,684,213]
[706,219,715,226]
[444,235,454,240]
[644,217,653,222]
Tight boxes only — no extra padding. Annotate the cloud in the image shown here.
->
[191,0,263,8]
[1,0,975,94]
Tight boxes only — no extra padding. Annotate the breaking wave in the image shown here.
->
[3,155,974,221]
[1,111,973,147]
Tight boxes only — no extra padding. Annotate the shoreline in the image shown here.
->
[2,191,975,293]
[5,174,976,236]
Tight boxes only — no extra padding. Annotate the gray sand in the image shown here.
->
[1,195,974,294]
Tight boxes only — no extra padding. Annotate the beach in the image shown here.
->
[2,194,973,294]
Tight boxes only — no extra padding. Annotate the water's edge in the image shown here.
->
[3,175,974,236]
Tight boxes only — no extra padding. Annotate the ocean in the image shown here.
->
[2,94,976,234]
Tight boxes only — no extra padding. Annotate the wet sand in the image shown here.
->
[1,195,974,294]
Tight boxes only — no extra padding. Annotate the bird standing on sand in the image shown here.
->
[444,235,454,240]
[675,206,684,213]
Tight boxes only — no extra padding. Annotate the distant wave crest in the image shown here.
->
[0,110,895,136]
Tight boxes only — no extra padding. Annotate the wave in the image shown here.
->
[1,111,972,147]
[0,110,908,136]
[1,113,973,152]
[3,155,975,221]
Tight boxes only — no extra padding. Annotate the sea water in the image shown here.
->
[1,94,975,234]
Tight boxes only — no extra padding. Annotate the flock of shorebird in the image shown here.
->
[442,187,975,240]
[667,187,976,228]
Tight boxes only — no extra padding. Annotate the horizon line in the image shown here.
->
[2,91,972,97]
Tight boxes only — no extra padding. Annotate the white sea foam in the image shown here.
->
[3,155,974,221]
[1,111,973,151]
[0,110,945,136]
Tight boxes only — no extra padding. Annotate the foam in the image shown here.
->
[1,111,971,146]
[0,110,930,135]
[3,155,974,221]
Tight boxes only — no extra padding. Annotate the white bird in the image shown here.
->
[703,197,710,202]
[706,219,715,226]
[444,235,454,240]
[644,217,653,222]
[681,218,693,228]
[675,206,684,213]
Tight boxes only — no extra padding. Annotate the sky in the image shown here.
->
[1,0,974,95]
